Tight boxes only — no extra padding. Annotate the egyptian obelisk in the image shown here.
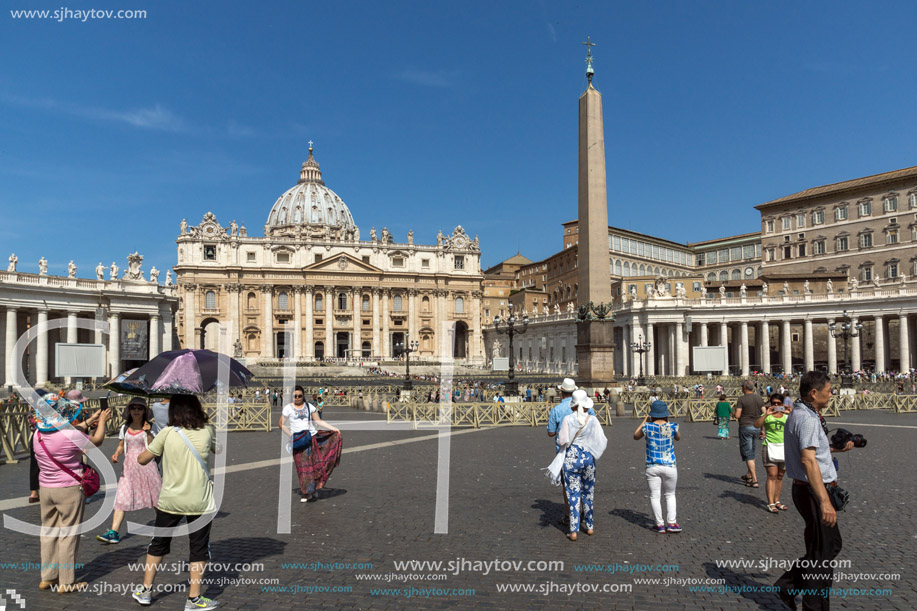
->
[575,37,615,387]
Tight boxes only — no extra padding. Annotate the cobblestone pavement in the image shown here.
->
[0,405,913,610]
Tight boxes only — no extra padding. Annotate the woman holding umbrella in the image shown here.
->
[280,385,342,502]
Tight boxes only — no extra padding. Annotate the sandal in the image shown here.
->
[775,502,788,511]
[746,481,759,488]
[766,503,779,513]
[741,474,753,482]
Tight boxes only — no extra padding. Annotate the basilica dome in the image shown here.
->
[265,145,357,235]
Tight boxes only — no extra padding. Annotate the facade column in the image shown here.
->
[760,320,771,374]
[108,311,120,379]
[228,285,240,354]
[371,289,381,357]
[850,316,861,372]
[262,287,273,358]
[149,313,161,359]
[304,287,314,360]
[675,321,685,377]
[621,322,631,377]
[781,320,792,375]
[66,311,78,344]
[184,284,196,349]
[324,287,334,359]
[803,318,814,373]
[740,321,750,376]
[646,321,656,377]
[719,321,729,376]
[162,309,174,352]
[408,289,418,340]
[292,287,303,359]
[874,316,885,373]
[35,309,49,386]
[471,290,482,364]
[352,288,361,358]
[666,324,675,376]
[382,289,391,358]
[827,318,837,375]
[700,322,708,347]
[0,308,10,387]
[899,314,910,371]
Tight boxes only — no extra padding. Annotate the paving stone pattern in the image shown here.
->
[0,406,913,610]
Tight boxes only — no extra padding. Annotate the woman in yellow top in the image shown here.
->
[754,393,790,513]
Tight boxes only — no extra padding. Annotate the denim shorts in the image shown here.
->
[739,426,759,461]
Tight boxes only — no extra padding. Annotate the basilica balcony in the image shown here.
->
[390,310,407,318]
[201,308,220,316]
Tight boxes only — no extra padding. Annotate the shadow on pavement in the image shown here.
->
[531,499,566,532]
[703,561,780,610]
[608,507,655,531]
[719,489,767,509]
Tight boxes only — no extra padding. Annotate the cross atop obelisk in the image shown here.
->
[582,36,595,83]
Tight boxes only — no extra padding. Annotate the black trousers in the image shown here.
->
[29,434,40,491]
[775,483,843,610]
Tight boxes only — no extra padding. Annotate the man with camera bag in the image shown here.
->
[775,371,856,610]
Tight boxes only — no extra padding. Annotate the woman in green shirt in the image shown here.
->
[754,393,789,513]
[715,395,732,439]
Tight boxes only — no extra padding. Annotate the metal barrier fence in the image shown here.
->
[385,402,613,429]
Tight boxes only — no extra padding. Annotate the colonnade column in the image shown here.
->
[803,319,814,373]
[150,314,161,358]
[292,287,302,359]
[826,318,837,375]
[851,316,861,371]
[352,288,361,358]
[646,322,656,376]
[262,288,274,358]
[162,310,174,352]
[471,291,482,364]
[874,316,885,373]
[719,321,729,376]
[699,322,708,347]
[63,311,78,384]
[760,321,770,374]
[621,323,631,377]
[381,289,390,358]
[304,287,314,360]
[675,321,686,376]
[35,309,49,386]
[108,311,120,379]
[324,287,334,359]
[184,284,196,349]
[781,320,792,375]
[899,314,910,371]
[740,321,750,376]
[2,308,13,386]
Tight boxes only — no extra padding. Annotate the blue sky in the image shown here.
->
[2,0,916,275]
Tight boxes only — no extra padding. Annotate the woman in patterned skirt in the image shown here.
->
[96,397,161,544]
[280,386,342,502]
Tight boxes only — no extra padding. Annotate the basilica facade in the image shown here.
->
[174,146,485,364]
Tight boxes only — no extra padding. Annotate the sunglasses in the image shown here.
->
[129,406,145,410]
[294,394,304,398]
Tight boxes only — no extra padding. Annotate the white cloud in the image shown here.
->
[395,68,459,89]
[0,93,185,131]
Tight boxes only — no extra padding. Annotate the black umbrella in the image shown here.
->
[105,349,253,396]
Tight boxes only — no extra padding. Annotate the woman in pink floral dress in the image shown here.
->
[96,397,161,544]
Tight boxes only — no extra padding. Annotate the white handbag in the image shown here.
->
[767,442,785,462]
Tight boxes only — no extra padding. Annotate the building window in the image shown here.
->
[246,252,256,262]
[765,248,774,262]
[743,245,754,259]
[314,254,322,263]
[719,271,728,282]
[392,256,404,267]
[393,294,403,311]
[813,240,826,255]
[277,292,289,310]
[887,230,899,245]
[421,258,430,269]
[454,256,465,270]
[276,252,290,263]
[362,294,370,311]
[696,254,705,266]
[784,246,792,259]
[204,245,216,261]
[422,296,430,312]
[910,193,917,209]
[718,248,729,262]
[796,213,806,228]
[782,217,791,230]
[835,205,848,221]
[859,233,873,248]
[836,236,848,251]
[205,290,216,310]
[315,294,323,311]
[707,251,717,264]
[337,292,347,310]
[455,297,464,314]
[729,246,740,261]
[858,201,872,217]
[362,256,370,264]
[887,263,899,278]
[246,292,256,310]
[731,269,741,280]
[813,210,824,225]
[862,266,873,281]
[765,220,775,233]
[884,196,898,212]
[693,281,702,292]
[798,244,806,257]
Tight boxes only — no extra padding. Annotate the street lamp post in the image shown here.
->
[400,333,419,391]
[631,335,651,387]
[829,310,862,388]
[493,303,528,396]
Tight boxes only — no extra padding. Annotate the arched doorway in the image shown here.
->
[315,341,324,360]
[200,318,220,351]
[453,321,468,359]
[361,341,371,358]
[336,332,349,358]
